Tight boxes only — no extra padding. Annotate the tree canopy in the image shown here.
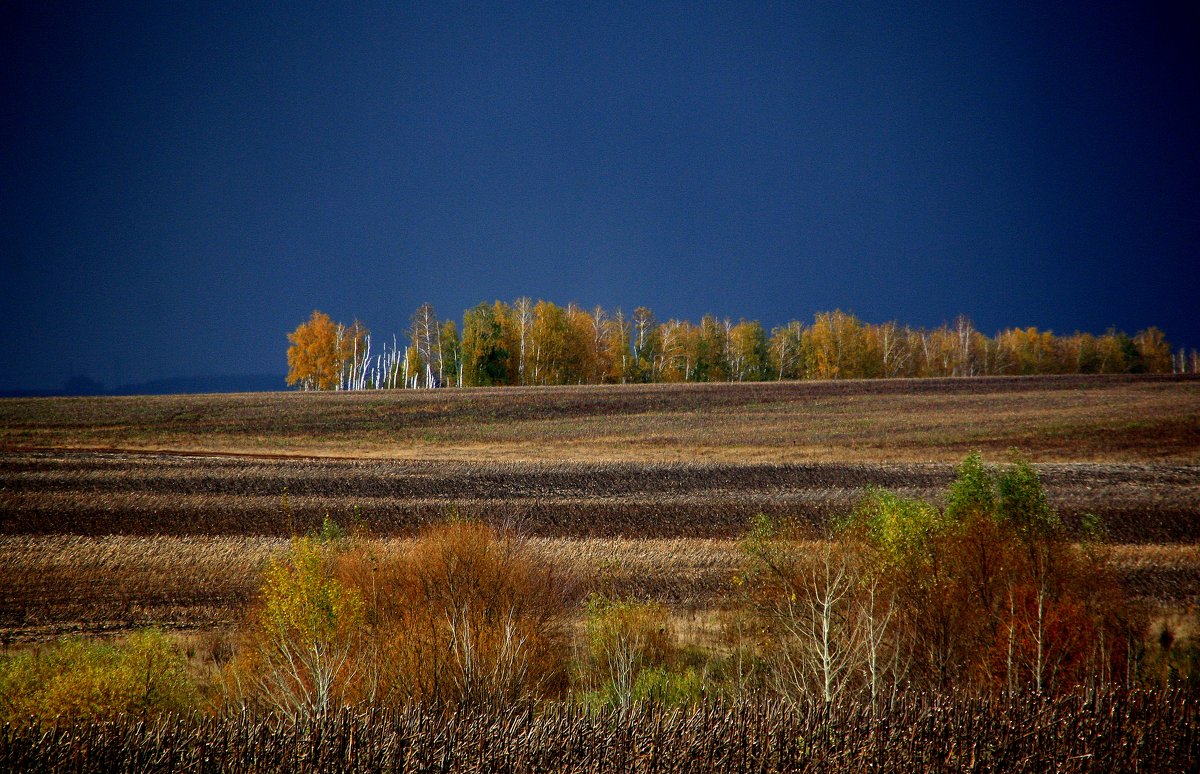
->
[285,302,1192,390]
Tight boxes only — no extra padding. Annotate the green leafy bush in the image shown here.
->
[0,630,198,726]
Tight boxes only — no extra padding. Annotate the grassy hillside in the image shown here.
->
[1,374,1197,463]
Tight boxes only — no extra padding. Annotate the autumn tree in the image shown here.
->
[691,314,729,381]
[877,321,922,378]
[996,327,1064,375]
[492,301,521,385]
[237,536,365,721]
[739,514,905,706]
[461,303,510,386]
[601,308,633,383]
[585,305,614,383]
[769,320,806,380]
[656,319,692,382]
[286,310,341,390]
[529,300,591,385]
[566,304,597,383]
[805,310,871,379]
[1134,327,1172,373]
[728,320,770,381]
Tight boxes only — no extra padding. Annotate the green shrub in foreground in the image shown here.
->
[0,630,198,726]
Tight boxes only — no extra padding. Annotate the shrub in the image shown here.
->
[231,536,365,721]
[334,519,577,708]
[0,630,198,726]
[579,594,679,709]
[232,521,575,713]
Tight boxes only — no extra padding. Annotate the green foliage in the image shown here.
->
[0,630,198,726]
[945,451,996,524]
[1079,512,1108,544]
[996,451,1062,542]
[841,487,945,570]
[739,512,786,561]
[461,303,510,386]
[312,513,347,545]
[439,319,462,385]
[580,594,678,710]
[235,536,365,720]
[737,513,816,590]
[581,665,706,711]
[259,536,363,654]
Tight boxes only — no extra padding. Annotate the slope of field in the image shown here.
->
[2,374,1197,463]
[1,374,1197,641]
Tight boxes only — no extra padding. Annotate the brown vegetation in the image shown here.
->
[3,691,1197,772]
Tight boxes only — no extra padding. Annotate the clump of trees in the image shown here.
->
[223,519,578,719]
[287,302,1195,390]
[734,453,1142,704]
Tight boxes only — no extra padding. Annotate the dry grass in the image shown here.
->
[0,535,282,641]
[1,374,1197,463]
[5,692,1197,772]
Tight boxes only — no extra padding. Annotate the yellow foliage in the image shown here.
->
[285,310,368,390]
[235,536,365,720]
[0,630,198,726]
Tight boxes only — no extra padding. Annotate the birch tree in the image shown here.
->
[768,320,805,380]
[409,302,441,388]
[244,537,364,721]
[630,306,659,382]
[512,297,533,385]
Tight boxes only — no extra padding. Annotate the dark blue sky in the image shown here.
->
[3,1,1197,390]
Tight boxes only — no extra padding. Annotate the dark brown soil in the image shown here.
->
[2,450,1196,541]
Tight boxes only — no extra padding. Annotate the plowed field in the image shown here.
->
[1,374,1197,641]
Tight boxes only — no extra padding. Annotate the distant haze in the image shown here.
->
[3,2,1196,391]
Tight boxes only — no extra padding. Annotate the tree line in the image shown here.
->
[286,300,1196,390]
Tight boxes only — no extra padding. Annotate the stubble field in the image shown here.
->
[1,373,1197,642]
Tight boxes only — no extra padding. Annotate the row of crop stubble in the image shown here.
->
[2,450,1197,540]
[4,691,1198,772]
